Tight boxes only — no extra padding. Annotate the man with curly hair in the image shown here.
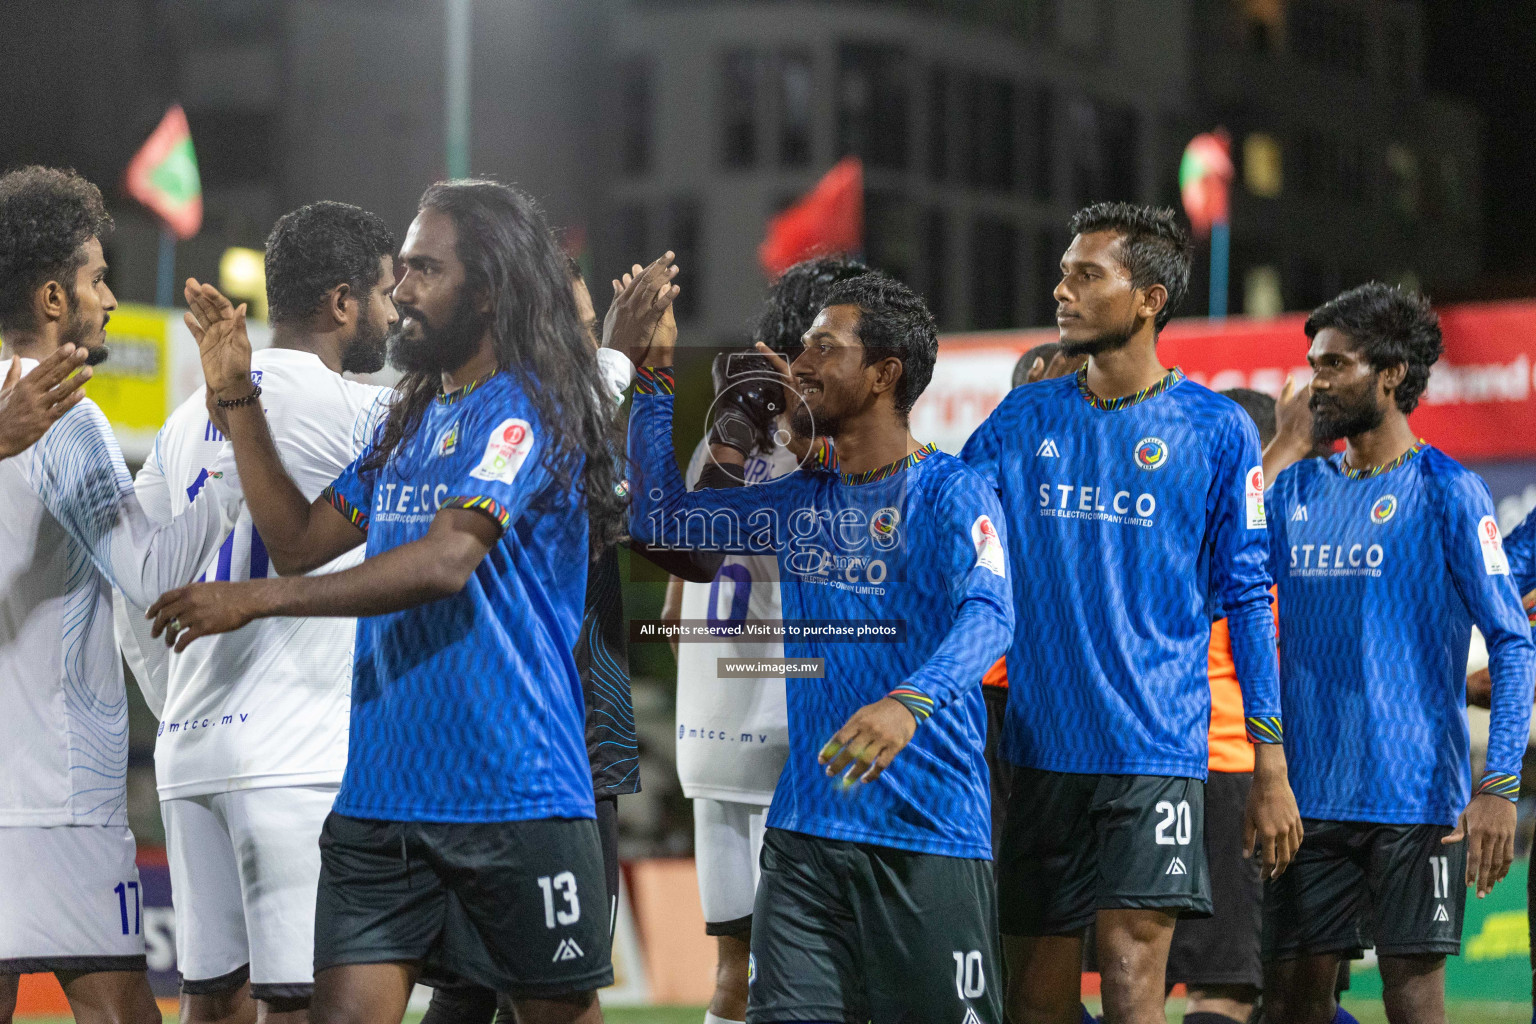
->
[1260,283,1535,1024]
[0,167,242,1024]
[960,202,1302,1024]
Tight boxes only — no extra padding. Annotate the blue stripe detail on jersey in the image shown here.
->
[960,372,1279,779]
[1267,446,1535,825]
[29,402,138,824]
[324,373,594,823]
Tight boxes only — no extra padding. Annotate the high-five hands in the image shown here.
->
[603,253,680,368]
[183,279,255,403]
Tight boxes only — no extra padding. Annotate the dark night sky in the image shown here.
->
[1423,0,1536,281]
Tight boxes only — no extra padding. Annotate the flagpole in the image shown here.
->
[445,0,471,179]
[1209,219,1230,321]
[156,228,176,308]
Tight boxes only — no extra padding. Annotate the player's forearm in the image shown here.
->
[901,590,1014,715]
[1227,596,1284,738]
[219,401,329,572]
[1482,640,1536,789]
[242,530,486,620]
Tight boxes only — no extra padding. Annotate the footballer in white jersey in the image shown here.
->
[0,361,242,970]
[675,435,796,943]
[112,201,398,1013]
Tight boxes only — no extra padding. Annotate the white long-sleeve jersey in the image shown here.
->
[0,357,242,827]
[115,349,387,799]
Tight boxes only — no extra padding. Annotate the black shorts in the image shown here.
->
[746,828,1003,1024]
[1262,818,1466,960]
[998,768,1211,936]
[982,685,1013,863]
[313,812,613,998]
[1166,771,1261,989]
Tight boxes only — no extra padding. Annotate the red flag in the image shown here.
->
[758,157,863,278]
[126,104,203,239]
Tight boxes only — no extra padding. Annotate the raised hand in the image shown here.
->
[602,253,680,367]
[0,344,92,457]
[183,278,254,401]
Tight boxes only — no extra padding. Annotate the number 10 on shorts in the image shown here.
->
[952,950,985,999]
[537,872,581,928]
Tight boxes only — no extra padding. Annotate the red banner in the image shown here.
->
[916,300,1536,462]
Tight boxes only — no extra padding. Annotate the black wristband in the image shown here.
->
[708,405,758,455]
[215,384,262,408]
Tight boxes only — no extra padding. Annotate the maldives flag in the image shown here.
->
[126,104,203,239]
[758,156,863,278]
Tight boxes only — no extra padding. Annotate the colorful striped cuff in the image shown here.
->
[323,486,369,532]
[1475,771,1521,800]
[635,366,675,395]
[1245,716,1283,744]
[887,686,935,724]
[443,495,511,533]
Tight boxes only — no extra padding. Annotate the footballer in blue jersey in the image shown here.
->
[617,263,1011,1023]
[146,183,628,1024]
[959,203,1303,1024]
[1260,284,1536,1024]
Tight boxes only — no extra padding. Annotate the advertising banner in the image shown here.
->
[916,300,1536,464]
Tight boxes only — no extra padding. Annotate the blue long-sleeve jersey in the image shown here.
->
[627,372,1013,859]
[1266,445,1535,825]
[960,368,1281,780]
[1503,506,1536,617]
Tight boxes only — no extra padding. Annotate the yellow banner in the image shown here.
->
[85,303,171,445]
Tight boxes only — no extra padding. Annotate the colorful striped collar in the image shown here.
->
[1335,440,1427,480]
[1075,366,1185,411]
[437,369,501,405]
[813,441,940,485]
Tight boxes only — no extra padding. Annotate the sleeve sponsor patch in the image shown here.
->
[1245,465,1266,529]
[469,418,534,484]
[1479,514,1510,576]
[971,514,1006,578]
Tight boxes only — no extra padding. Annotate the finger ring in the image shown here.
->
[169,618,181,633]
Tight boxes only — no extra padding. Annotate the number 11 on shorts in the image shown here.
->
[537,872,581,928]
[1430,855,1451,899]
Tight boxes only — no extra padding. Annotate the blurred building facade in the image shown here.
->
[0,0,1481,337]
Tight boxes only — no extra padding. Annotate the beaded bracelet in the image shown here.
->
[216,384,262,408]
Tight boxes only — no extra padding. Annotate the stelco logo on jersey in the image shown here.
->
[1287,541,1386,576]
[1134,436,1169,471]
[1037,482,1158,528]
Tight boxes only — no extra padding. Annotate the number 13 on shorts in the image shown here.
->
[537,871,581,928]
